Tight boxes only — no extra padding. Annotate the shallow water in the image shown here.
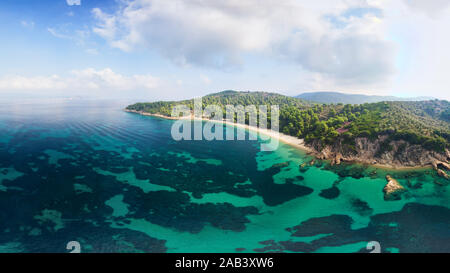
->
[0,99,448,253]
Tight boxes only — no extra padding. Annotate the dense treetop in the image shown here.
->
[127,91,309,116]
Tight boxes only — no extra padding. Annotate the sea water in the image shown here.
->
[0,99,448,253]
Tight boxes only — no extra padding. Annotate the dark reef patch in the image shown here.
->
[350,198,373,216]
[0,220,168,253]
[323,163,366,179]
[319,186,340,199]
[286,214,354,237]
[257,203,450,253]
[122,189,259,233]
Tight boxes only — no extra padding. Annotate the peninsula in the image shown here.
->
[126,91,450,173]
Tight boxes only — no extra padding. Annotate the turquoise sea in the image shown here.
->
[0,99,448,253]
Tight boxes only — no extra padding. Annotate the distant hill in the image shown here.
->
[126,90,311,116]
[296,91,435,104]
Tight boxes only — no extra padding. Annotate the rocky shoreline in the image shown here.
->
[309,136,450,171]
[125,109,450,174]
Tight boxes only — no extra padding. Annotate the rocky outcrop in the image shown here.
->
[437,169,449,180]
[383,175,406,201]
[431,160,449,180]
[432,161,438,170]
[331,153,343,165]
[307,135,449,169]
[436,161,450,171]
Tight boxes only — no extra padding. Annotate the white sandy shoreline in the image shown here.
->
[124,109,313,153]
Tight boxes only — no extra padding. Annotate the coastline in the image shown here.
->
[125,109,433,171]
[125,109,313,152]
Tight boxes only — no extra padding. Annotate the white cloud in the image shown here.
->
[21,20,35,29]
[48,27,72,40]
[0,75,67,91]
[365,0,450,100]
[48,26,98,53]
[0,68,159,92]
[404,0,450,17]
[92,8,118,41]
[66,0,81,6]
[91,0,394,85]
[48,27,89,44]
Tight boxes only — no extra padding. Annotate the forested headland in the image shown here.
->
[127,90,450,170]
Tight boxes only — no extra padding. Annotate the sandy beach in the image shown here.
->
[125,109,313,153]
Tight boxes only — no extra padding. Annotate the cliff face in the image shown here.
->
[309,135,450,168]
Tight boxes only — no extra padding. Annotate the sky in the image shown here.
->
[0,0,449,101]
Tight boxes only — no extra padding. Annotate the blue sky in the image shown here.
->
[0,0,449,101]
